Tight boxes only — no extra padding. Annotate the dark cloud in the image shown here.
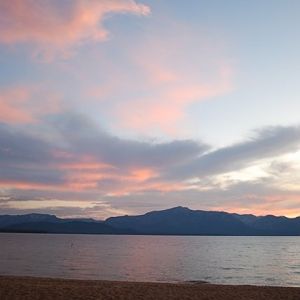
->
[0,123,52,164]
[0,122,64,184]
[0,166,64,185]
[49,113,207,168]
[166,125,300,180]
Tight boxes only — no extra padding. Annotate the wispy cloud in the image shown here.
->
[88,22,234,135]
[167,126,300,180]
[0,86,61,123]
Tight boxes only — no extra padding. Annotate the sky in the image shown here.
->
[1,0,300,219]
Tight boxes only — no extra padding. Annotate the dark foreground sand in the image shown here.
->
[0,276,300,300]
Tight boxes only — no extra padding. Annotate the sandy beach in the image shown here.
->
[0,276,299,300]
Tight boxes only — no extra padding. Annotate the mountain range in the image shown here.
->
[1,206,300,236]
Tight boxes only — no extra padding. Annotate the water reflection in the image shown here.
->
[0,234,300,286]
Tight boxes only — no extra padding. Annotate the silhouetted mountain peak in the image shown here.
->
[171,206,190,211]
[106,207,300,236]
[23,213,58,220]
[161,206,192,213]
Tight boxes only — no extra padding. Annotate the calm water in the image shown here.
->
[1,233,300,286]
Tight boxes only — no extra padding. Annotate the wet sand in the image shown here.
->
[0,276,299,300]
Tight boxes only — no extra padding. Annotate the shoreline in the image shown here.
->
[1,231,300,237]
[1,276,300,300]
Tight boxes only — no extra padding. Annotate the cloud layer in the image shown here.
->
[1,113,300,218]
[0,113,206,192]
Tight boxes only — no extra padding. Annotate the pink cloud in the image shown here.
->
[212,194,300,218]
[0,0,150,59]
[44,153,166,193]
[87,23,234,136]
[0,86,61,124]
[114,63,233,135]
[0,87,33,123]
[0,180,59,191]
[2,154,179,195]
[63,164,161,192]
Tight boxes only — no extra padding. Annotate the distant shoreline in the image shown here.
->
[1,231,300,237]
[2,207,300,236]
[0,276,300,300]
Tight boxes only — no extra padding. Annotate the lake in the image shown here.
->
[1,233,300,286]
